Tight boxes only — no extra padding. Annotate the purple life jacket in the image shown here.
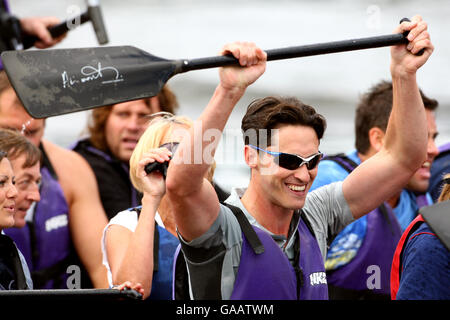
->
[230,216,328,300]
[173,204,328,300]
[323,153,430,297]
[4,147,72,289]
[326,203,402,295]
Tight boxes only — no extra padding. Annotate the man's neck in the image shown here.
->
[357,151,373,163]
[241,182,294,237]
[386,193,401,209]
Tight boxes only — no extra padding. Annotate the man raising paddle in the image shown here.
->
[167,15,433,299]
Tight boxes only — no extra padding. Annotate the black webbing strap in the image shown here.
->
[31,255,73,288]
[222,203,265,255]
[39,143,58,180]
[378,202,396,236]
[292,228,303,300]
[323,153,359,174]
[153,220,159,272]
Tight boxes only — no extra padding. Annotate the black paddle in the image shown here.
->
[1,18,416,119]
[21,1,108,48]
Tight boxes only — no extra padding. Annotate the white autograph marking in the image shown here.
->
[61,62,124,88]
[62,71,79,88]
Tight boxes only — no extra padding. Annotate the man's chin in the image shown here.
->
[406,181,429,194]
[118,150,133,163]
[13,219,26,228]
[13,211,27,228]
[284,197,306,211]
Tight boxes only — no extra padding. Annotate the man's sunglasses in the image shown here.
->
[249,144,322,170]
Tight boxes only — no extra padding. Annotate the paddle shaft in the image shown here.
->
[178,33,408,74]
[21,12,90,49]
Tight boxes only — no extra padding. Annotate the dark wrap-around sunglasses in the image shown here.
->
[249,144,322,170]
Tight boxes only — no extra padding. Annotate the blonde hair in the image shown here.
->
[129,112,216,192]
[438,173,450,203]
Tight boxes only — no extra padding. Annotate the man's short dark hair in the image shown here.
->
[241,96,327,147]
[355,80,438,154]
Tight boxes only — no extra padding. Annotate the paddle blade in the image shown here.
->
[1,46,178,118]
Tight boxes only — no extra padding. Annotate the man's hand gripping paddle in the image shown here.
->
[2,18,417,119]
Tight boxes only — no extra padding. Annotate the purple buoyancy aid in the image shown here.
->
[4,149,71,289]
[323,153,430,296]
[326,203,402,294]
[230,216,328,300]
[173,204,328,300]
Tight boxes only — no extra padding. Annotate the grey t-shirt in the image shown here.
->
[179,181,354,299]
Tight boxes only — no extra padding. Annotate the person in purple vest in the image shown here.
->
[0,129,41,231]
[0,147,33,290]
[0,71,109,288]
[310,81,439,299]
[166,16,434,300]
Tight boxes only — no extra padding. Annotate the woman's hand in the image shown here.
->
[137,147,172,199]
[113,281,145,299]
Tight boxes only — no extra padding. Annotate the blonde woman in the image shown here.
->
[391,173,450,299]
[102,113,215,300]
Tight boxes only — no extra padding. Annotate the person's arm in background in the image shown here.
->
[342,16,434,219]
[19,16,66,48]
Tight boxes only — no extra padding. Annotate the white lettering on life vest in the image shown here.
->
[310,272,327,286]
[45,214,68,232]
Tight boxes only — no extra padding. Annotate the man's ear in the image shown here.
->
[368,127,385,152]
[244,145,258,168]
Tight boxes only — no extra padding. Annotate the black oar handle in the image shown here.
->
[179,18,422,74]
[180,33,408,73]
[22,11,90,49]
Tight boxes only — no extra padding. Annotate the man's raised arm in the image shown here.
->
[343,15,434,219]
[166,42,267,241]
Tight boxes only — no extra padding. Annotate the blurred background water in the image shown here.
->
[10,0,450,191]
